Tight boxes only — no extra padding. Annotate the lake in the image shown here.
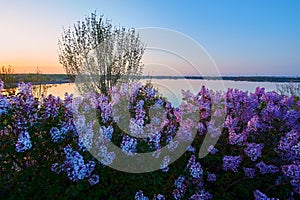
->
[44,79,287,107]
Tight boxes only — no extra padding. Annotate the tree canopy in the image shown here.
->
[58,12,145,93]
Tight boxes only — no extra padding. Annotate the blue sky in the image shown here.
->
[0,0,299,75]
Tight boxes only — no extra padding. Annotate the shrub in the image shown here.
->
[0,80,299,199]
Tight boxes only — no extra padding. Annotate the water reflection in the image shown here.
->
[44,79,284,106]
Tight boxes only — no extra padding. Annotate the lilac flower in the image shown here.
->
[167,139,179,151]
[154,98,164,108]
[281,163,300,180]
[129,118,144,137]
[177,119,194,142]
[17,82,33,95]
[15,131,32,152]
[174,175,186,189]
[243,167,255,178]
[98,94,112,123]
[160,156,171,172]
[96,145,116,166]
[253,190,279,200]
[121,135,137,155]
[198,122,207,135]
[77,122,94,151]
[135,99,145,118]
[186,145,196,153]
[228,128,247,146]
[207,145,218,155]
[98,125,114,143]
[172,189,184,200]
[0,95,11,115]
[88,174,100,186]
[52,145,96,182]
[135,190,149,200]
[152,194,165,200]
[51,163,61,173]
[207,173,217,182]
[256,161,279,174]
[247,115,261,132]
[190,162,203,179]
[244,143,264,161]
[50,127,66,143]
[189,190,213,200]
[290,179,300,194]
[223,155,243,172]
[186,155,196,169]
[276,129,300,161]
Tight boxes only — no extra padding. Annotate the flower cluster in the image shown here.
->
[223,155,243,172]
[51,145,97,184]
[244,143,264,161]
[256,161,279,175]
[15,131,32,152]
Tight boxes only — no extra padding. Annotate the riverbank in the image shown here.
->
[3,74,300,87]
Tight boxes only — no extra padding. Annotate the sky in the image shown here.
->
[0,0,299,76]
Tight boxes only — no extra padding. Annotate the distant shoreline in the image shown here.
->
[5,74,300,86]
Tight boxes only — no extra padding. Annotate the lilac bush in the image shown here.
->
[1,79,299,199]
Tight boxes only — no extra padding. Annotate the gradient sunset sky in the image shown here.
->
[0,0,299,75]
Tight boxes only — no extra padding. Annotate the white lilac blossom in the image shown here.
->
[15,131,32,152]
[222,155,243,172]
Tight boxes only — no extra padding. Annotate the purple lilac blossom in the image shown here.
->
[253,190,279,200]
[152,194,165,200]
[52,145,96,182]
[207,173,217,182]
[160,156,171,172]
[189,162,203,179]
[243,167,255,178]
[281,163,300,180]
[244,143,264,161]
[15,131,32,152]
[189,190,213,200]
[223,155,243,172]
[121,135,137,155]
[88,174,100,186]
[207,145,218,155]
[276,129,300,161]
[135,190,149,200]
[256,161,279,174]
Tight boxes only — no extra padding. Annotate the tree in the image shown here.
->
[58,12,145,94]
